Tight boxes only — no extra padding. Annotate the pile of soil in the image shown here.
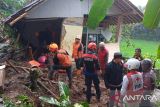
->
[2,60,109,107]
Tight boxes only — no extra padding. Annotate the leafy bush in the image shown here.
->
[39,81,89,107]
[4,95,34,107]
[4,99,16,107]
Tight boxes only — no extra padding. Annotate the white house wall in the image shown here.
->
[27,0,89,18]
[26,0,122,19]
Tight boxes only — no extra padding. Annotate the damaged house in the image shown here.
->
[4,0,143,57]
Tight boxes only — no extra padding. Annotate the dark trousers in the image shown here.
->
[109,86,121,107]
[48,65,72,81]
[85,74,101,102]
[75,58,81,69]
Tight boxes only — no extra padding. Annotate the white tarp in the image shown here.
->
[101,29,112,41]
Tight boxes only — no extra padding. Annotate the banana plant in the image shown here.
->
[143,0,160,29]
[87,0,114,29]
[39,81,89,107]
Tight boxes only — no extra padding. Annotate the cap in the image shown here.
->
[114,52,122,59]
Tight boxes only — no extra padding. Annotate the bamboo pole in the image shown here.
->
[6,60,20,73]
[37,80,60,100]
[9,13,27,26]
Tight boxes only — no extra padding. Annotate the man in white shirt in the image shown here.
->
[121,58,143,107]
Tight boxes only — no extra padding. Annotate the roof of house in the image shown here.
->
[4,0,143,26]
[107,0,143,25]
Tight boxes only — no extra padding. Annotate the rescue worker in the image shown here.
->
[104,52,123,107]
[98,42,109,76]
[47,43,72,87]
[72,36,83,74]
[133,48,144,61]
[28,60,41,91]
[140,59,156,107]
[121,58,143,107]
[82,42,101,103]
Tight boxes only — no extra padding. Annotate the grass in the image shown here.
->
[120,39,160,69]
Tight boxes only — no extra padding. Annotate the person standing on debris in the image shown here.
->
[82,42,101,103]
[133,48,144,61]
[72,36,83,75]
[98,42,109,77]
[140,59,156,107]
[47,43,72,88]
[121,58,143,107]
[104,52,123,107]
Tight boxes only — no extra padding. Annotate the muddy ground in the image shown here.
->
[2,60,109,107]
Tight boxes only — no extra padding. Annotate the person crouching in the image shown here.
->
[47,43,72,88]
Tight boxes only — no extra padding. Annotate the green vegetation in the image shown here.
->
[120,39,160,68]
[0,0,30,17]
[87,0,114,29]
[131,24,160,41]
[39,81,89,107]
[0,0,30,42]
[143,0,160,29]
[4,95,34,107]
[157,45,160,59]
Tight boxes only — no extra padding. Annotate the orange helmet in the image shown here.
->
[48,43,58,52]
[88,42,97,50]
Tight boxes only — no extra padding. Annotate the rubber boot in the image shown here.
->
[69,80,72,88]
[48,70,53,80]
[86,97,91,104]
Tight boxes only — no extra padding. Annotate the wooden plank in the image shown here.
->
[6,60,20,73]
[37,80,60,100]
[9,13,27,26]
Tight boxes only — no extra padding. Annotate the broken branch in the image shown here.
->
[37,80,59,100]
[6,60,20,73]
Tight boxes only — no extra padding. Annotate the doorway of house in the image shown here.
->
[16,18,64,58]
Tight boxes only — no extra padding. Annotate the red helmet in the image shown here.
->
[88,42,97,50]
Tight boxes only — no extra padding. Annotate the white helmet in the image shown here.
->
[99,42,105,47]
[75,35,81,40]
[126,58,140,70]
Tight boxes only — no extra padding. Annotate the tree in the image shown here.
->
[0,0,31,17]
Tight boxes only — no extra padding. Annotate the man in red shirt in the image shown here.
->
[98,42,109,76]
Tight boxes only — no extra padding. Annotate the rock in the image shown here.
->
[151,89,160,104]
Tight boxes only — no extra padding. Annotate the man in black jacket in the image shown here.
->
[82,42,101,103]
[104,52,123,107]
